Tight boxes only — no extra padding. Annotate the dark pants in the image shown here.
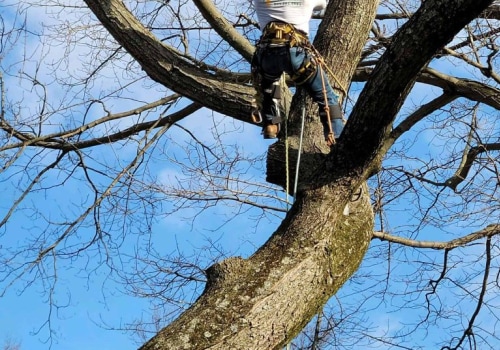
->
[253,45,344,137]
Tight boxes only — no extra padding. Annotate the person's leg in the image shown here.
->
[310,67,344,142]
[309,66,344,142]
[289,47,345,142]
[260,78,283,138]
[257,46,290,138]
[319,102,344,145]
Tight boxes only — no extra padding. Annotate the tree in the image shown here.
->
[1,0,500,349]
[2,337,21,350]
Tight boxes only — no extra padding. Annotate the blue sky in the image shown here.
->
[0,109,281,349]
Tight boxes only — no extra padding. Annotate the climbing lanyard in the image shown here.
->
[311,46,348,97]
[319,63,335,145]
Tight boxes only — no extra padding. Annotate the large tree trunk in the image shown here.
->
[139,183,373,350]
[83,0,494,348]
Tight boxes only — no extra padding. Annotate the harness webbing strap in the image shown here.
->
[260,22,309,48]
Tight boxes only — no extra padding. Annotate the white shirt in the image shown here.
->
[253,0,326,34]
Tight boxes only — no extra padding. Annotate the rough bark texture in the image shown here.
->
[139,183,372,350]
[82,0,495,349]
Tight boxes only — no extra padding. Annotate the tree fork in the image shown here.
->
[139,0,494,347]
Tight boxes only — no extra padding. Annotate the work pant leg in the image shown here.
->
[289,47,345,138]
[256,46,291,125]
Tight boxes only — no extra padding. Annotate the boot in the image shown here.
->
[319,104,344,145]
[263,124,279,139]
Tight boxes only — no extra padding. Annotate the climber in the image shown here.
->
[251,0,345,146]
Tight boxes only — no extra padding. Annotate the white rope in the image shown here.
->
[285,109,290,210]
[293,103,306,200]
[280,74,291,210]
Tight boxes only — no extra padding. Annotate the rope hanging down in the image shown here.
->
[283,91,306,205]
[293,103,306,198]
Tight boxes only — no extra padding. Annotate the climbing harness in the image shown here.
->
[290,48,318,85]
[253,21,318,86]
[259,21,309,48]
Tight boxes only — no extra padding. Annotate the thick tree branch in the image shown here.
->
[445,142,500,190]
[420,67,500,109]
[83,0,255,123]
[192,0,255,61]
[0,95,188,151]
[64,103,202,151]
[374,4,500,21]
[389,92,458,141]
[353,68,500,111]
[335,0,496,186]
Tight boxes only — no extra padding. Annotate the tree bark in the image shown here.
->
[82,0,495,348]
[139,183,373,350]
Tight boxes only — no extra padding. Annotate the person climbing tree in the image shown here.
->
[251,0,345,146]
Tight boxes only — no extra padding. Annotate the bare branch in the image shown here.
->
[372,224,500,249]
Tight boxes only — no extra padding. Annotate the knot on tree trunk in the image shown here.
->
[266,136,329,193]
[205,256,248,292]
